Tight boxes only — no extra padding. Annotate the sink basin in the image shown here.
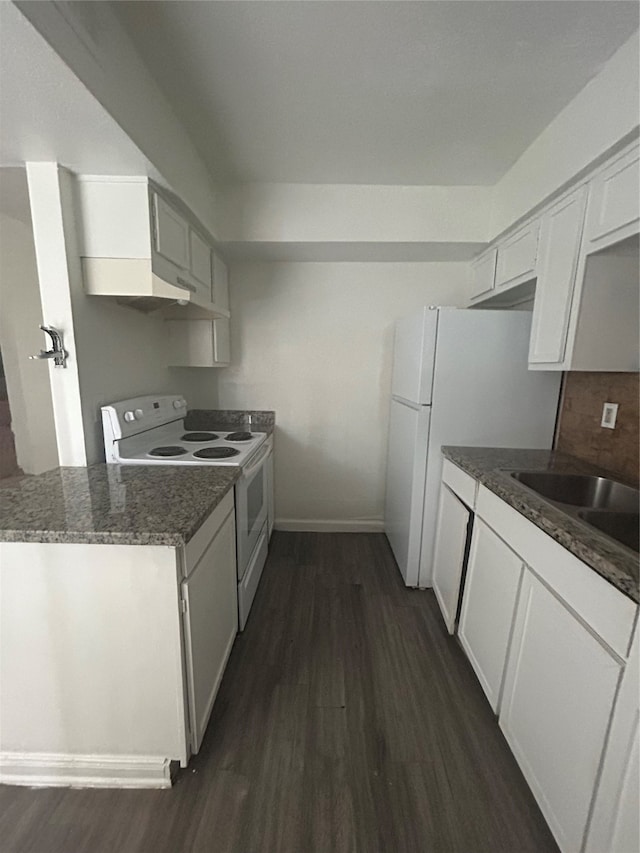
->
[578,510,640,558]
[511,472,639,513]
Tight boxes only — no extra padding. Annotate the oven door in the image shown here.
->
[235,444,270,581]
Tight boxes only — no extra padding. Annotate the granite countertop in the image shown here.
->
[0,464,239,547]
[442,447,639,603]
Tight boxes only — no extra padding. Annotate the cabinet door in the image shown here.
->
[500,570,622,853]
[495,220,540,288]
[153,194,190,269]
[585,143,640,251]
[182,510,238,753]
[432,484,471,634]
[458,520,522,711]
[213,318,231,364]
[212,252,230,312]
[470,249,497,300]
[528,186,588,365]
[585,626,639,853]
[166,319,230,367]
[189,230,213,295]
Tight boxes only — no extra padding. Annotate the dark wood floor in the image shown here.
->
[0,532,559,853]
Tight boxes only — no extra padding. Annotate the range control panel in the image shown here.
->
[101,395,187,440]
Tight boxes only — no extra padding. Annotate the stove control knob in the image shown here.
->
[173,399,185,409]
[123,411,135,423]
[134,408,144,420]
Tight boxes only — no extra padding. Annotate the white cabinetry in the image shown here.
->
[469,140,639,372]
[167,317,231,367]
[432,484,472,634]
[494,220,539,289]
[584,143,640,253]
[0,490,238,789]
[76,176,229,318]
[470,249,497,300]
[528,185,588,365]
[500,569,623,853]
[153,192,191,270]
[435,461,639,853]
[586,625,639,853]
[458,520,523,712]
[182,505,237,753]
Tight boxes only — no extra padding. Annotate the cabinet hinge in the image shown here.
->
[180,597,188,614]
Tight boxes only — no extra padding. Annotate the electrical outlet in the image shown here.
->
[601,402,619,429]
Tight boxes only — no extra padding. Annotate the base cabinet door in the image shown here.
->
[182,510,238,754]
[585,626,639,853]
[499,570,622,853]
[432,484,471,634]
[457,520,522,711]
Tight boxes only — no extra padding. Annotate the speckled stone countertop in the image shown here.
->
[0,464,239,546]
[442,447,639,603]
[185,409,275,434]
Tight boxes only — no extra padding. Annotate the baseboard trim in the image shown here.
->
[0,752,173,789]
[275,518,384,533]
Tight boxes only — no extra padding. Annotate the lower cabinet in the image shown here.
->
[432,484,472,634]
[458,520,523,712]
[181,507,238,754]
[499,569,623,853]
[585,625,639,853]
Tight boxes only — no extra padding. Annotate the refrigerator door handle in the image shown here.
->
[391,395,428,411]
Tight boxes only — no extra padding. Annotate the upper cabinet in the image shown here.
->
[470,138,639,372]
[528,186,588,365]
[584,144,640,254]
[494,220,539,290]
[470,249,497,300]
[76,177,229,318]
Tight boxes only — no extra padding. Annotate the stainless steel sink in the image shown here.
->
[510,472,639,513]
[577,510,640,558]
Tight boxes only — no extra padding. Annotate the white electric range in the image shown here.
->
[102,394,271,630]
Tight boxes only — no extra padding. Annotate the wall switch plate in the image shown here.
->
[601,402,619,429]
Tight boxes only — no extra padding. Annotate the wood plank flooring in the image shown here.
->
[0,532,559,853]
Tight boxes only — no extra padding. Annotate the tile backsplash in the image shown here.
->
[556,372,639,486]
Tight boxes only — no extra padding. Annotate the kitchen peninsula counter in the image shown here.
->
[0,463,239,546]
[442,446,638,602]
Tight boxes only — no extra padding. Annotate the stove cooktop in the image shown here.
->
[115,424,267,467]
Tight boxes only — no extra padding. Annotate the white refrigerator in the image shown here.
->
[384,307,561,588]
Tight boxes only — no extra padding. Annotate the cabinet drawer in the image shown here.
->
[470,249,497,300]
[441,458,476,508]
[495,220,540,288]
[585,143,640,250]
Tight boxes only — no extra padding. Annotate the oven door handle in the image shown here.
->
[241,445,270,478]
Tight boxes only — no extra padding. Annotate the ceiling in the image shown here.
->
[113,0,639,186]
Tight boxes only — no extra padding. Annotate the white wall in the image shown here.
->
[226,183,492,246]
[14,1,225,239]
[0,210,58,475]
[490,34,640,237]
[217,262,469,529]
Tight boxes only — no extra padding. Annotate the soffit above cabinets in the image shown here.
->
[113,1,639,185]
